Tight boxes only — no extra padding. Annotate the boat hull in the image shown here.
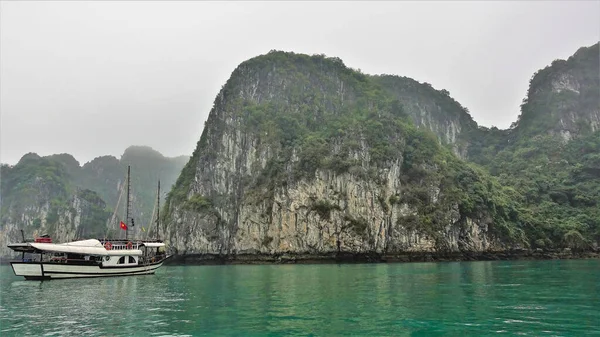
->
[10,260,165,280]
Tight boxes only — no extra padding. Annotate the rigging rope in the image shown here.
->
[145,190,158,241]
[104,173,127,239]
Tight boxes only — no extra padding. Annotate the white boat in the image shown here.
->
[7,166,170,280]
[8,238,168,280]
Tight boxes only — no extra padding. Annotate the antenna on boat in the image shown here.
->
[126,165,131,241]
[156,180,160,240]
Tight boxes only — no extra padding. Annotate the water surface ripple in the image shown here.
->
[1,259,598,336]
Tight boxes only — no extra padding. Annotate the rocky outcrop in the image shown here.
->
[165,44,600,260]
[513,43,599,141]
[163,51,518,259]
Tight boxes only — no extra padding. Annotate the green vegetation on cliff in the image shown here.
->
[165,50,530,251]
[501,133,599,248]
[466,43,600,249]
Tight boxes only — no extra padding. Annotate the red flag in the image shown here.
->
[120,221,128,230]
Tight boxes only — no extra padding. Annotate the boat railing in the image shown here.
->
[97,239,163,250]
[103,242,141,251]
[96,238,164,243]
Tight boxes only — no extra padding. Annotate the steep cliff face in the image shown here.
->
[513,43,599,142]
[163,51,522,257]
[370,75,478,158]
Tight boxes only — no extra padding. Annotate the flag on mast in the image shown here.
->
[120,221,128,230]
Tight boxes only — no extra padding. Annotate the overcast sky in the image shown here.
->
[1,1,598,166]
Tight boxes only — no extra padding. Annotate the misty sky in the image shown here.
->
[1,1,598,166]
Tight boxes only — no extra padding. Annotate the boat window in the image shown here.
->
[67,253,84,260]
[118,256,126,264]
[128,256,136,264]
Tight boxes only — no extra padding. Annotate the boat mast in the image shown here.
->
[156,180,160,240]
[126,165,131,241]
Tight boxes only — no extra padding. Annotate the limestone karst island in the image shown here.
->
[1,43,599,264]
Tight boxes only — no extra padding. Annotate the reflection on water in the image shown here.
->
[1,259,598,336]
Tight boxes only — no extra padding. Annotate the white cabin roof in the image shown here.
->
[63,239,105,247]
[29,239,143,256]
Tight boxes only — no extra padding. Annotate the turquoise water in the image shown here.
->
[0,259,598,336]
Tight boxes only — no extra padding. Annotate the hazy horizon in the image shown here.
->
[1,1,599,165]
[1,144,190,167]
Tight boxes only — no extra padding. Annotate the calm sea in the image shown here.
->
[0,259,598,336]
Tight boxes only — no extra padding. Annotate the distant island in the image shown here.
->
[0,146,188,257]
[2,43,599,263]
